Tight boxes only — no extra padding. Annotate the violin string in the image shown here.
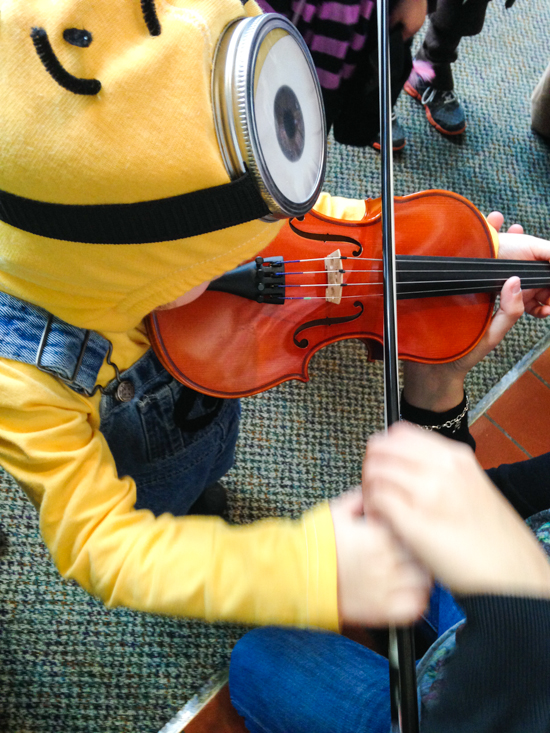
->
[282,295,382,300]
[280,257,354,266]
[280,255,550,268]
[280,281,550,301]
[395,266,550,272]
[284,269,550,278]
[285,270,347,275]
[280,276,550,288]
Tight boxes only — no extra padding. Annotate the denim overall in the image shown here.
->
[0,291,240,516]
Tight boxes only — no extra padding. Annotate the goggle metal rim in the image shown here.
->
[212,14,327,221]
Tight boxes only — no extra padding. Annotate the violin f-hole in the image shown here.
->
[292,301,364,348]
[289,218,363,256]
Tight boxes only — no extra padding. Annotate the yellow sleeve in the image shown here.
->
[0,358,339,630]
[314,192,366,221]
[486,220,499,256]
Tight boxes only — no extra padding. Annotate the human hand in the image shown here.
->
[488,210,550,318]
[390,0,427,39]
[363,423,550,599]
[403,211,550,411]
[330,489,431,626]
[403,273,524,411]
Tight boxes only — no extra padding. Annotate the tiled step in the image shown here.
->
[184,685,247,733]
[471,334,550,468]
[156,671,246,733]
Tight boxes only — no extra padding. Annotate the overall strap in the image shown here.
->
[0,291,110,395]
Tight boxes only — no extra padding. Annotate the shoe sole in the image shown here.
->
[404,81,466,137]
[372,140,406,152]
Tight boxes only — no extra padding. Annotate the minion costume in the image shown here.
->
[0,0,369,628]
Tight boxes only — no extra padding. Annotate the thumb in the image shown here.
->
[457,276,524,369]
[495,275,524,324]
[481,276,524,353]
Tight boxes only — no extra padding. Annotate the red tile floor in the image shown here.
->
[163,341,550,732]
[471,344,550,468]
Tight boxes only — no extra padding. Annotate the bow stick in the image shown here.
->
[377,1,420,731]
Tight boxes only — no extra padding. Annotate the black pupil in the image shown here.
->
[274,85,305,163]
[283,109,297,140]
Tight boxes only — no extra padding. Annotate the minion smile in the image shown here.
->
[30,27,101,96]
[29,1,161,97]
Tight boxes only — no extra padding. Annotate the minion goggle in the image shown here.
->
[0,14,326,244]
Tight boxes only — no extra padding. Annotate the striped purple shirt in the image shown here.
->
[258,0,376,91]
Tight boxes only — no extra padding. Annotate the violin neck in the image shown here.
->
[396,256,550,300]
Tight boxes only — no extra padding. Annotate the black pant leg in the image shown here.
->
[417,0,492,89]
[332,28,413,147]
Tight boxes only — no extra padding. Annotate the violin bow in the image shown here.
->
[377,1,420,730]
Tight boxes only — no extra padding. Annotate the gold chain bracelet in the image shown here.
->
[401,395,470,434]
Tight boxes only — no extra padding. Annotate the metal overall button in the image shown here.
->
[116,380,135,402]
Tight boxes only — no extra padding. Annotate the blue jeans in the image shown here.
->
[229,585,465,733]
[100,349,240,516]
[0,292,239,516]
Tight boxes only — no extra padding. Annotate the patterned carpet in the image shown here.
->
[1,1,550,731]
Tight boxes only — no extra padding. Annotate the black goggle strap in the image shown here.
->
[0,171,271,244]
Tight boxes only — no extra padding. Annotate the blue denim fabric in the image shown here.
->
[229,584,466,733]
[0,290,109,395]
[230,627,392,733]
[100,349,240,517]
[417,583,464,647]
[0,292,240,516]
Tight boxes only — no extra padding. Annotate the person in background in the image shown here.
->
[230,424,550,733]
[258,0,427,150]
[405,0,516,136]
[228,215,550,733]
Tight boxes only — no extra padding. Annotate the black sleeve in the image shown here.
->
[401,393,550,518]
[422,594,550,733]
[487,454,550,520]
[400,392,475,450]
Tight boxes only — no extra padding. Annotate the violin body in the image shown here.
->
[147,190,499,398]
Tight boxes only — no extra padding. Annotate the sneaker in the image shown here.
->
[405,71,466,136]
[532,125,550,143]
[188,482,228,517]
[371,112,406,151]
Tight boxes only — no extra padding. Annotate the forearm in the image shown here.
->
[401,361,474,449]
[487,453,550,519]
[402,360,466,413]
[422,594,550,733]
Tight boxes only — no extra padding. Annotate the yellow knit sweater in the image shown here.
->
[0,0,371,629]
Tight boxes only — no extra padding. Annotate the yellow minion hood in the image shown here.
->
[0,0,280,333]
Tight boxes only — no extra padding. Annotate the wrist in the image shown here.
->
[401,391,469,434]
[403,362,466,412]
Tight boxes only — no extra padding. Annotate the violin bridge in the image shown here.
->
[325,249,343,304]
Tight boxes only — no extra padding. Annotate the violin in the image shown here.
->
[147,189,550,399]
